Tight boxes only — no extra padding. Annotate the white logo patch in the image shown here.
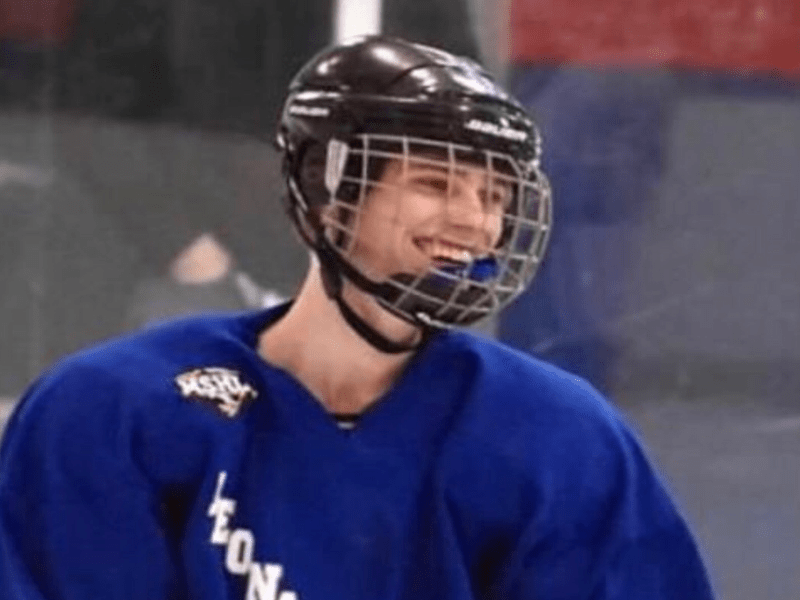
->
[175,367,257,418]
[464,118,528,142]
[208,472,299,600]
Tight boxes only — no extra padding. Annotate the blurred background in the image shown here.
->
[1,0,798,597]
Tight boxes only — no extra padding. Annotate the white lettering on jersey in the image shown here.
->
[208,471,236,544]
[175,367,258,417]
[246,563,286,600]
[226,529,255,575]
[208,472,299,600]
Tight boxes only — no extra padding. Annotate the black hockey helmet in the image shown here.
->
[276,36,551,350]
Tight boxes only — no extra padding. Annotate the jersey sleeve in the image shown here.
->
[498,415,716,600]
[0,365,182,600]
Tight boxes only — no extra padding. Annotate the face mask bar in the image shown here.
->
[320,134,552,328]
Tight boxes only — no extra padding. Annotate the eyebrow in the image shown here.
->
[406,163,449,177]
[405,160,494,179]
[405,161,512,189]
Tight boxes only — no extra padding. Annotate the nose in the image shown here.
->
[444,177,502,245]
[445,180,486,229]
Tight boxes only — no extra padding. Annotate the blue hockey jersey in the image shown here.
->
[0,305,715,599]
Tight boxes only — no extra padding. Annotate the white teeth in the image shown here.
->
[418,239,474,263]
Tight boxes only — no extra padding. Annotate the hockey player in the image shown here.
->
[0,36,715,599]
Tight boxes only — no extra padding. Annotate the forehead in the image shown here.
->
[384,149,517,182]
[362,137,516,172]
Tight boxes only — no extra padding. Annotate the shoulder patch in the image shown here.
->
[175,367,258,418]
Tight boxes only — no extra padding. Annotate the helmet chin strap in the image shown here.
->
[314,239,432,354]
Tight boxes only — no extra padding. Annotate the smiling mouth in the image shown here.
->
[413,237,482,265]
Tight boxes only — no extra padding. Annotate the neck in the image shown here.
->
[258,263,421,415]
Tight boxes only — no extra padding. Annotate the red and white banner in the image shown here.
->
[511,0,800,75]
[0,0,79,45]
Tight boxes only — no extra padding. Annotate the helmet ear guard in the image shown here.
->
[324,139,350,196]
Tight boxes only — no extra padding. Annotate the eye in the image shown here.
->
[482,182,512,209]
[485,191,505,207]
[410,175,449,194]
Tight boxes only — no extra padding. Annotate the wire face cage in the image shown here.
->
[319,134,552,328]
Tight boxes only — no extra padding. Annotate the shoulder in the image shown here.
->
[23,310,260,407]
[438,331,625,446]
[2,310,273,480]
[431,334,697,564]
[433,331,660,514]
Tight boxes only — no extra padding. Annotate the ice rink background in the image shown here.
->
[2,98,799,599]
[2,1,799,598]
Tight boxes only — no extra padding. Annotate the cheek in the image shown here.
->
[362,190,440,241]
[488,213,504,246]
[396,191,443,226]
[349,192,407,259]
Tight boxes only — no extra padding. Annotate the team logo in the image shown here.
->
[175,367,258,418]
